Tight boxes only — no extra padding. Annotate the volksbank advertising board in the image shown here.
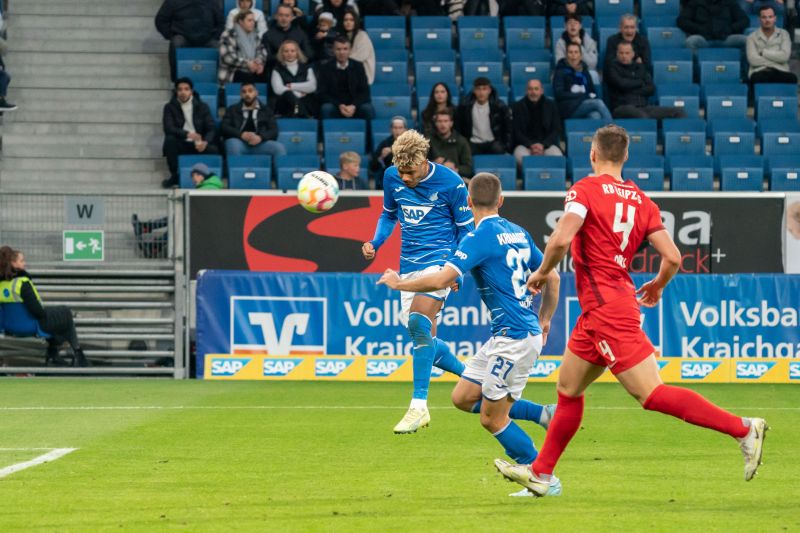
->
[196,271,800,379]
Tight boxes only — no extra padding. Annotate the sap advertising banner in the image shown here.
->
[195,271,799,377]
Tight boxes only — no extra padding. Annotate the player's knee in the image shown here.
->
[479,411,505,433]
[450,390,473,412]
[407,312,432,340]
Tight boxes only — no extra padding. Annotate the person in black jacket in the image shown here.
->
[511,79,563,165]
[606,42,687,119]
[553,43,613,121]
[221,82,287,157]
[262,4,314,61]
[161,77,219,188]
[0,247,89,367]
[678,0,750,49]
[603,14,652,72]
[155,0,223,80]
[317,36,375,119]
[455,77,511,155]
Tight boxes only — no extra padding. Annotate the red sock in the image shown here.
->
[531,391,584,477]
[643,384,748,439]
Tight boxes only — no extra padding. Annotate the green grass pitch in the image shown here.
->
[0,380,797,532]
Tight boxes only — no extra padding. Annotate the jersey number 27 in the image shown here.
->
[506,248,531,299]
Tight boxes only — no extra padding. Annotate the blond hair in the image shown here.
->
[339,151,361,166]
[391,130,429,168]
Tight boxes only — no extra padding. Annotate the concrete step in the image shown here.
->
[10,74,172,90]
[0,170,165,191]
[12,14,157,30]
[7,62,168,79]
[5,52,166,68]
[12,2,163,17]
[0,157,167,172]
[7,88,169,103]
[3,122,163,136]
[8,38,168,54]
[9,27,166,42]
[9,109,163,124]
[1,139,162,159]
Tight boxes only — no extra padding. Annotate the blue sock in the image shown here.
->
[408,312,435,401]
[432,338,465,377]
[494,421,538,464]
[471,399,545,423]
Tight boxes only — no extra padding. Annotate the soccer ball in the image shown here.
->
[297,171,339,213]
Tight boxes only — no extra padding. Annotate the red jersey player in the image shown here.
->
[495,124,768,497]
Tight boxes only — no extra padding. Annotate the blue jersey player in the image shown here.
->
[378,173,561,493]
[362,130,474,434]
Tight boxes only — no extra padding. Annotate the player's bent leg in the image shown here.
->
[482,396,538,465]
[470,398,553,429]
[451,378,482,412]
[433,337,465,376]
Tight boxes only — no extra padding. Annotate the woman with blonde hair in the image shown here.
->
[271,39,318,117]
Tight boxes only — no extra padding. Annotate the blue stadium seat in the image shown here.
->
[374,59,408,85]
[458,16,500,51]
[375,48,409,62]
[569,157,593,183]
[767,155,800,191]
[640,0,680,18]
[224,83,267,107]
[697,48,741,85]
[227,155,272,189]
[176,48,218,84]
[276,154,320,190]
[565,119,612,156]
[370,118,412,150]
[415,60,457,90]
[323,119,366,163]
[509,60,552,92]
[410,16,452,31]
[461,59,504,89]
[365,16,407,51]
[277,118,318,155]
[652,48,693,85]
[657,83,700,118]
[622,155,665,191]
[717,155,765,191]
[669,155,714,191]
[411,28,452,52]
[662,118,707,157]
[616,119,657,157]
[522,156,567,191]
[373,94,412,119]
[194,83,219,120]
[703,83,748,120]
[646,26,686,48]
[597,25,621,64]
[364,15,406,31]
[178,154,223,189]
[759,119,800,157]
[754,84,798,120]
[595,0,634,17]
[503,16,547,52]
[710,118,756,156]
[473,155,517,190]
[2,303,50,338]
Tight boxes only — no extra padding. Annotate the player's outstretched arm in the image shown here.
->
[363,209,397,260]
[377,266,459,293]
[538,270,561,345]
[527,212,584,295]
[636,229,681,307]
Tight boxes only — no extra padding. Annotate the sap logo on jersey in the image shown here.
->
[231,297,326,355]
[529,360,561,378]
[790,362,800,380]
[681,361,722,379]
[367,358,407,377]
[210,357,251,376]
[315,358,354,377]
[735,361,776,379]
[401,205,433,225]
[263,358,303,376]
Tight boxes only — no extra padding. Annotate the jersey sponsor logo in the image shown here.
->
[565,190,577,202]
[263,358,303,376]
[790,362,800,380]
[454,250,468,260]
[459,205,471,212]
[315,358,354,377]
[366,358,407,377]
[210,357,251,376]
[529,360,562,377]
[401,205,433,225]
[231,297,326,355]
[681,361,722,379]
[735,361,776,379]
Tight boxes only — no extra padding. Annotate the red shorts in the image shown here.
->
[567,296,655,375]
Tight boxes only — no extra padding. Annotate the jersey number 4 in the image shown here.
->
[505,248,532,299]
[612,203,636,251]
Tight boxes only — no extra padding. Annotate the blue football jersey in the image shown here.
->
[445,215,545,339]
[382,162,474,273]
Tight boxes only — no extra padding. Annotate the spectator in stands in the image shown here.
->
[155,0,224,80]
[263,3,313,60]
[604,14,652,72]
[549,0,592,17]
[678,0,750,49]
[218,10,267,84]
[555,14,599,83]
[335,151,369,189]
[221,82,287,157]
[317,36,375,119]
[370,116,408,186]
[511,79,563,165]
[455,77,511,155]
[746,5,797,84]
[342,8,375,85]
[606,42,687,119]
[225,0,267,37]
[0,247,89,367]
[554,42,613,120]
[421,83,457,138]
[309,11,339,60]
[161,77,219,189]
[313,0,358,32]
[282,0,310,31]
[271,40,318,117]
[190,162,223,189]
[430,110,473,180]
[740,0,785,15]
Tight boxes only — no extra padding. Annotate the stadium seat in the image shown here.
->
[616,119,657,157]
[227,155,272,189]
[457,17,500,51]
[372,94,412,119]
[178,154,223,189]
[758,119,800,157]
[364,15,406,31]
[411,28,452,52]
[370,118,412,150]
[767,155,800,191]
[668,155,714,191]
[224,83,267,107]
[565,119,612,156]
[717,155,765,191]
[569,157,593,183]
[413,49,458,98]
[662,118,707,157]
[473,155,517,191]
[622,155,665,191]
[754,84,798,120]
[322,119,366,163]
[652,48,693,85]
[697,48,741,85]
[522,156,567,191]
[703,83,748,120]
[595,0,634,17]
[2,303,50,338]
[276,154,320,190]
[461,59,504,89]
[364,16,407,51]
[194,82,219,120]
[375,48,410,62]
[710,118,755,156]
[503,16,547,52]
[176,48,218,84]
[277,118,318,155]
[415,60,457,91]
[646,26,686,48]
[640,0,680,18]
[374,59,408,86]
[509,60,552,93]
[410,16,452,31]
[657,83,700,118]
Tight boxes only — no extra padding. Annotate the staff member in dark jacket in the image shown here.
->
[161,77,218,188]
[317,36,375,120]
[511,79,563,165]
[155,0,224,80]
[221,82,287,157]
[0,247,89,367]
[678,0,750,49]
[455,77,512,155]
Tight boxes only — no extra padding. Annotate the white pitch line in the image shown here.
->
[0,448,77,479]
[0,405,796,411]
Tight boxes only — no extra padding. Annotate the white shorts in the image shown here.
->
[462,334,543,401]
[399,265,450,327]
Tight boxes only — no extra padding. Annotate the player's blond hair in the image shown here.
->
[339,151,361,166]
[391,130,429,169]
[592,124,629,164]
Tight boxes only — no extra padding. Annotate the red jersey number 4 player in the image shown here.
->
[495,125,768,497]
